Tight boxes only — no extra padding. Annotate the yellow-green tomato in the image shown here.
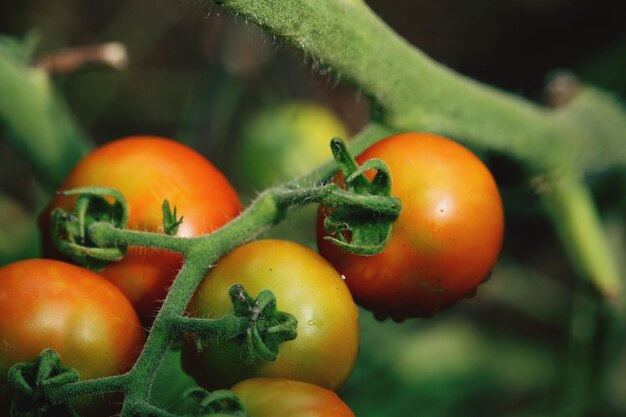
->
[182,240,359,391]
[231,378,356,417]
[236,101,349,189]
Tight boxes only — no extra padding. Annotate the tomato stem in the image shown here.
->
[89,222,195,256]
[541,173,621,300]
[44,374,130,405]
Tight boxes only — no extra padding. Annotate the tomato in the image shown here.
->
[317,133,504,319]
[231,378,355,417]
[236,101,349,189]
[0,259,145,416]
[182,240,359,391]
[40,136,242,322]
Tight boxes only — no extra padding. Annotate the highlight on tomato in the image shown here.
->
[182,239,359,392]
[317,132,505,320]
[231,377,355,417]
[39,136,242,322]
[0,259,145,416]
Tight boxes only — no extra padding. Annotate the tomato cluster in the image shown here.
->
[0,132,503,416]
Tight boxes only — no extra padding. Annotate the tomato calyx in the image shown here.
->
[319,138,401,256]
[179,388,248,417]
[50,186,129,269]
[183,284,298,366]
[8,349,80,417]
[162,199,184,236]
[231,284,298,365]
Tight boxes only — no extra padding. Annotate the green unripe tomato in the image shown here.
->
[236,101,349,189]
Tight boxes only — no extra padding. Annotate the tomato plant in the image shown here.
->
[318,132,504,320]
[231,378,355,417]
[182,239,359,391]
[0,259,145,415]
[40,136,242,321]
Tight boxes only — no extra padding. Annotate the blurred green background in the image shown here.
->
[1,1,626,416]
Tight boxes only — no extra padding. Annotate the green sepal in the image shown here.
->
[8,349,80,417]
[193,285,298,366]
[162,200,184,236]
[321,138,401,255]
[228,285,298,365]
[50,186,128,270]
[181,387,248,416]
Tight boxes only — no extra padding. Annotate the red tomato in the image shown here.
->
[231,378,355,417]
[317,133,504,319]
[40,136,242,322]
[182,240,359,392]
[0,259,145,416]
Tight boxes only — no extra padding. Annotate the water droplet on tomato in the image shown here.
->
[307,319,325,328]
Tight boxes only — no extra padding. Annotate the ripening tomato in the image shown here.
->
[231,378,355,417]
[0,259,145,416]
[317,133,504,319]
[182,240,359,391]
[40,136,242,322]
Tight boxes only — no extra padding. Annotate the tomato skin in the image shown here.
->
[182,240,359,391]
[0,259,145,416]
[40,136,242,322]
[231,378,355,417]
[317,133,504,319]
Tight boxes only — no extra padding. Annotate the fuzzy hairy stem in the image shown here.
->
[210,0,626,173]
[45,374,129,405]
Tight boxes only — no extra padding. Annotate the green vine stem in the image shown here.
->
[209,0,626,172]
[542,173,622,299]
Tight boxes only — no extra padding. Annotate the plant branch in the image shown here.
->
[89,222,196,256]
[541,173,621,299]
[210,0,626,173]
[45,374,129,405]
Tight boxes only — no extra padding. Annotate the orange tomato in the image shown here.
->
[40,136,242,322]
[0,259,145,416]
[318,133,504,319]
[232,378,355,417]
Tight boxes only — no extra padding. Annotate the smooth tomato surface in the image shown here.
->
[40,136,242,321]
[182,240,359,391]
[317,133,504,319]
[232,378,355,417]
[0,259,145,415]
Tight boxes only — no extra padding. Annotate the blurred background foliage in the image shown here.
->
[1,0,626,416]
